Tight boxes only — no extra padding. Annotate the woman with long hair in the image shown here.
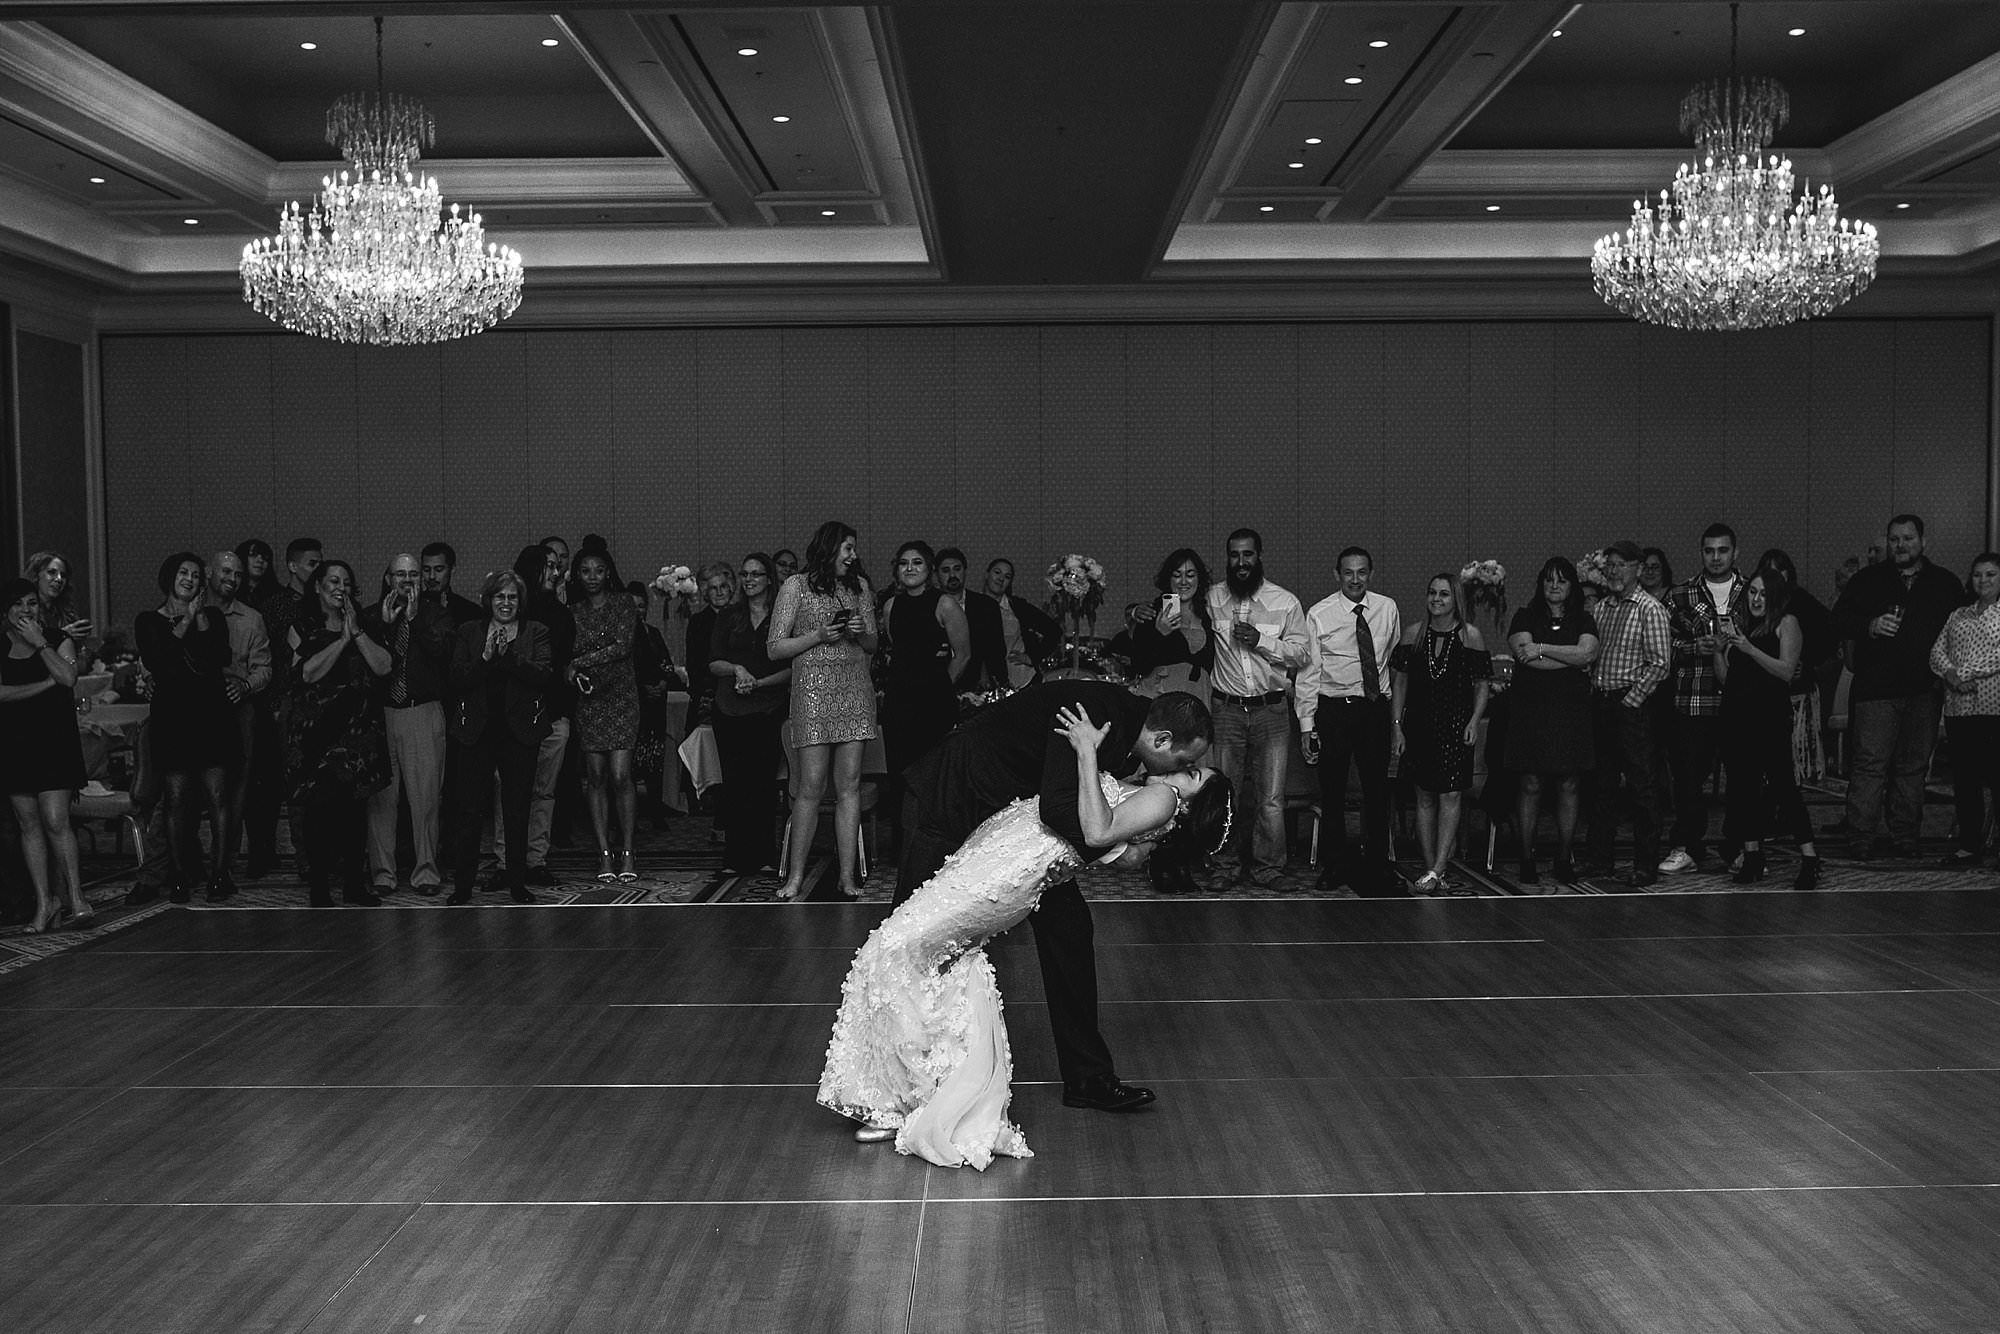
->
[233,537,288,876]
[234,538,282,609]
[768,520,879,899]
[2,576,90,931]
[1390,574,1492,894]
[24,551,91,663]
[708,552,791,872]
[1505,556,1600,886]
[1715,565,1821,888]
[880,539,971,786]
[286,558,390,906]
[566,538,644,883]
[1930,552,2000,870]
[136,552,238,901]
[1754,548,1834,789]
[446,570,552,904]
[1638,547,1675,600]
[1131,547,1216,704]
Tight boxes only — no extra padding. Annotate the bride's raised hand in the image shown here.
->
[1054,703,1111,752]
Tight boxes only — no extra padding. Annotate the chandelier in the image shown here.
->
[240,18,523,345]
[1590,4,1878,332]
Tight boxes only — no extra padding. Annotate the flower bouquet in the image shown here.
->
[653,564,698,600]
[1044,553,1107,671]
[1576,549,1612,599]
[1459,558,1511,688]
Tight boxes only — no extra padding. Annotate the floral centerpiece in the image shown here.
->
[1044,553,1107,671]
[1576,549,1612,600]
[1459,558,1511,688]
[653,564,698,601]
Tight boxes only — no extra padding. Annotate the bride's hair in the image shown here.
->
[1145,771,1234,895]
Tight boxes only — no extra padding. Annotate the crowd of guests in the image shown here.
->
[4,509,1997,925]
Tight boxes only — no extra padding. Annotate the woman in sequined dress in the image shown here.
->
[818,702,1228,1169]
[768,520,879,900]
[566,540,643,884]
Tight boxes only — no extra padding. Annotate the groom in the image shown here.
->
[897,681,1213,1112]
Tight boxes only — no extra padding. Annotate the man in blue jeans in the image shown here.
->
[1831,514,1960,858]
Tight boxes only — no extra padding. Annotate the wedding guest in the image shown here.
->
[2,577,90,932]
[1129,548,1216,704]
[137,552,238,902]
[1930,552,2000,869]
[880,540,971,786]
[207,549,271,898]
[273,536,323,878]
[1638,547,1675,599]
[1584,540,1673,889]
[773,549,800,584]
[1831,514,1962,858]
[542,536,573,603]
[287,559,389,907]
[567,539,643,883]
[1715,566,1821,888]
[935,547,985,689]
[236,538,287,876]
[686,561,738,724]
[448,570,551,904]
[420,541,483,627]
[769,520,879,900]
[361,553,452,896]
[632,579,685,821]
[1389,574,1491,894]
[501,543,573,885]
[1297,543,1393,894]
[1756,548,1836,788]
[24,550,90,660]
[1659,524,1744,875]
[708,552,791,873]
[277,537,323,643]
[1506,557,1600,885]
[965,558,1059,691]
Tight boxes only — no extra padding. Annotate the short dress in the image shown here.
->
[881,588,959,778]
[770,574,879,746]
[1390,625,1491,793]
[570,593,640,752]
[0,647,86,795]
[1502,603,1599,775]
[286,628,389,804]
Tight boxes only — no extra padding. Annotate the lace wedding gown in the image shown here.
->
[817,774,1147,1169]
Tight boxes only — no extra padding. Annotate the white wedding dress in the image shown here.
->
[817,774,1153,1169]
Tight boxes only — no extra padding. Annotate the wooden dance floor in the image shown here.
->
[4,888,2000,1332]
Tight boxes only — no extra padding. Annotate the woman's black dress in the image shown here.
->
[0,647,85,795]
[881,589,956,778]
[1391,625,1490,793]
[135,608,237,773]
[1502,603,1598,775]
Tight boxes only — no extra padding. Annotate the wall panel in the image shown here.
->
[16,332,90,596]
[93,319,1992,635]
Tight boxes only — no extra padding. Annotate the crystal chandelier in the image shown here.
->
[1590,4,1878,332]
[240,18,523,345]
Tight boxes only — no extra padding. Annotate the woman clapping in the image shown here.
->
[447,571,553,904]
[286,560,389,907]
[2,578,90,931]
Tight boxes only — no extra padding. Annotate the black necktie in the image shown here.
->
[1354,602,1380,701]
[389,616,411,706]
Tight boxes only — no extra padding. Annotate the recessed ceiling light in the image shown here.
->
[1368,40,1389,49]
[820,209,836,217]
[1344,76,1363,85]
[1258,205,1275,213]
[88,176,106,184]
[737,47,759,56]
[1551,29,1563,38]
[1304,137,1322,145]
[1788,27,1806,37]
[1896,202,1912,209]
[1486,204,1501,212]
[541,38,560,47]
[299,42,317,51]
[772,115,791,123]
[183,218,199,225]
[1288,162,1305,169]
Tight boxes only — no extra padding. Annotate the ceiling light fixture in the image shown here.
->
[1259,205,1275,213]
[772,115,792,123]
[1305,137,1322,145]
[1368,40,1389,49]
[1896,202,1911,209]
[183,218,199,225]
[88,176,106,184]
[1486,204,1501,212]
[240,16,523,345]
[820,209,836,216]
[1590,2,1876,332]
[1287,162,1305,169]
[1551,29,1563,38]
[1788,28,1806,37]
[737,47,759,56]
[300,42,317,51]
[541,38,559,47]
[1344,77,1364,85]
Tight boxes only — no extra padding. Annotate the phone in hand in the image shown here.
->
[1159,593,1182,627]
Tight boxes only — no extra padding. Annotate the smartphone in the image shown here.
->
[1159,593,1182,625]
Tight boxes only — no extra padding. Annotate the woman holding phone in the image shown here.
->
[769,520,879,900]
[1129,548,1215,705]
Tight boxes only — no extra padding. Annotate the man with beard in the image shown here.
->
[964,556,1058,692]
[1659,523,1746,874]
[1297,545,1401,895]
[420,541,483,627]
[1204,528,1309,887]
[1831,514,1962,858]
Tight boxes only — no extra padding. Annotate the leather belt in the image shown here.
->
[1213,689,1286,707]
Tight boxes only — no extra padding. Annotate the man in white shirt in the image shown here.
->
[1204,528,1310,887]
[1297,546,1403,895]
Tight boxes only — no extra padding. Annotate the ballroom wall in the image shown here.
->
[98,317,1990,632]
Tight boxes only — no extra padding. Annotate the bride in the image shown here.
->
[817,702,1232,1169]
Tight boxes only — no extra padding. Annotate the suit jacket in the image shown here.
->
[961,591,1060,689]
[902,679,1150,850]
[448,619,554,747]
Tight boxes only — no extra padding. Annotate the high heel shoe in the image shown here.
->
[1731,849,1767,884]
[853,1124,896,1143]
[64,905,98,931]
[1794,855,1822,891]
[596,851,617,884]
[617,851,638,884]
[27,902,62,933]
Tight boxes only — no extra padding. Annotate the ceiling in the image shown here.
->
[2,0,2000,323]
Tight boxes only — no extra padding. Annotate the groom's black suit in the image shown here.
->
[897,679,1153,1090]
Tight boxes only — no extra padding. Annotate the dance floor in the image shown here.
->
[3,887,1999,1332]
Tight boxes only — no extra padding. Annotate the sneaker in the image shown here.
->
[1658,848,1697,874]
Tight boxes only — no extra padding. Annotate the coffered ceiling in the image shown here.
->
[1,0,1998,324]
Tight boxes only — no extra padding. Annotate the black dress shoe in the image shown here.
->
[1062,1077,1156,1112]
[168,882,191,904]
[525,866,556,887]
[446,886,472,905]
[510,883,537,904]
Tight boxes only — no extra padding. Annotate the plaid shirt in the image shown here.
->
[1590,586,1672,707]
[1663,572,1746,716]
